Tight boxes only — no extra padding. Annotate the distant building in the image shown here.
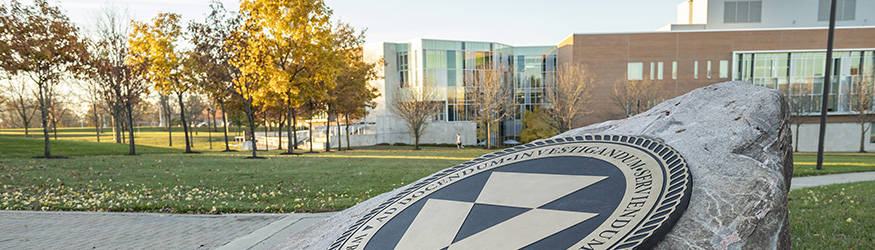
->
[363,39,556,146]
[364,0,875,151]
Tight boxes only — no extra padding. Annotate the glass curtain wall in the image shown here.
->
[393,39,557,141]
[737,50,875,114]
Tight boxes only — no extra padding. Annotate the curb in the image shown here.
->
[218,213,335,250]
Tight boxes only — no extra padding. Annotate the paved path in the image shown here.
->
[1,172,874,250]
[790,171,875,189]
[0,210,332,250]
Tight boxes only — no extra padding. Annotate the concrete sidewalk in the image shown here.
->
[789,171,875,189]
[1,171,874,250]
[0,210,332,250]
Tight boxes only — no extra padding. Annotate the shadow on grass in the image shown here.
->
[32,155,69,159]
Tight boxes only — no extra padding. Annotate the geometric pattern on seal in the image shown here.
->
[394,172,606,250]
[329,135,692,250]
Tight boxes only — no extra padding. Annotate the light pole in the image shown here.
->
[207,108,213,150]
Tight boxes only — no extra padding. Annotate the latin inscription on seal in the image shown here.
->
[331,135,692,250]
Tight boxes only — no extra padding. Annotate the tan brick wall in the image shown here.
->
[560,27,875,126]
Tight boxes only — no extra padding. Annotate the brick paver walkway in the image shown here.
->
[0,211,284,250]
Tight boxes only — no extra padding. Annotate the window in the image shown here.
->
[650,62,655,80]
[627,62,644,80]
[719,60,729,78]
[819,0,856,21]
[694,61,699,79]
[657,62,664,80]
[724,1,762,23]
[707,60,712,79]
[672,61,678,79]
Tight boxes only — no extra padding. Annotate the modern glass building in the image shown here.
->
[380,39,557,142]
[360,0,875,152]
[735,50,875,114]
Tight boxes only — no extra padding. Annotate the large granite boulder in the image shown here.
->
[275,81,792,250]
[555,81,793,249]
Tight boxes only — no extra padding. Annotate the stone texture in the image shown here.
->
[275,81,793,250]
[555,81,793,250]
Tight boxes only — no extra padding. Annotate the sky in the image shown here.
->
[54,0,686,46]
[26,0,686,115]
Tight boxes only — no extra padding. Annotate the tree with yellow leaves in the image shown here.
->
[240,0,335,154]
[129,13,195,153]
[226,15,271,158]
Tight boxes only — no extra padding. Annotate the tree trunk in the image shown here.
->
[325,103,331,152]
[277,113,284,150]
[794,123,800,152]
[286,103,295,154]
[292,108,298,149]
[414,129,420,150]
[38,83,52,157]
[212,107,218,132]
[111,114,120,143]
[220,99,231,151]
[308,104,314,153]
[121,118,126,144]
[126,102,137,155]
[243,99,259,158]
[345,114,351,150]
[264,114,269,150]
[336,112,342,151]
[93,103,100,143]
[163,95,173,147]
[861,122,868,153]
[486,122,492,149]
[176,91,192,153]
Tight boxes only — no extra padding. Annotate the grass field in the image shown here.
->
[789,180,875,249]
[0,127,489,213]
[2,127,874,247]
[793,153,875,177]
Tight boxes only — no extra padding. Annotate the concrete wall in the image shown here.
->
[791,122,874,152]
[374,114,476,145]
[705,0,875,30]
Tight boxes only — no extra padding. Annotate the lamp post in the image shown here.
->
[816,0,838,171]
[207,108,213,150]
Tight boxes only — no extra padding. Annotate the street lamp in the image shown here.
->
[207,108,213,150]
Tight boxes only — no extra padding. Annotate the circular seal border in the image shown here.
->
[329,135,692,250]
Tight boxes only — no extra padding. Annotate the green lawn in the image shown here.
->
[789,180,875,249]
[0,126,241,154]
[793,153,875,177]
[0,147,482,213]
[2,127,875,247]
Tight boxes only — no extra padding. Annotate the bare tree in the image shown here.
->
[468,66,513,149]
[1,79,37,136]
[611,78,664,118]
[390,81,443,150]
[782,82,814,152]
[846,76,875,153]
[91,3,150,155]
[545,63,595,132]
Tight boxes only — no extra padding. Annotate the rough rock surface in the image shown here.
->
[274,81,793,250]
[557,81,793,250]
